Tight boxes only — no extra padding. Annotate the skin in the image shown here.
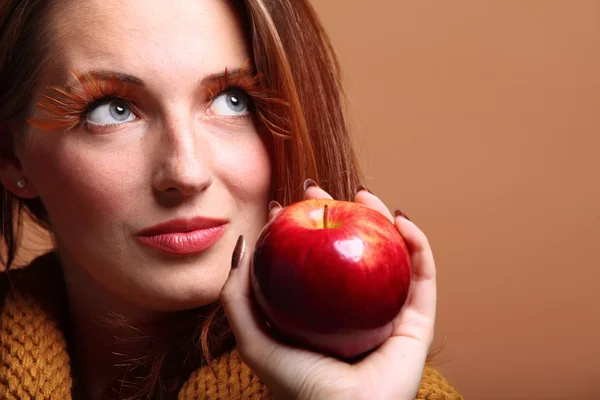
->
[225,188,437,399]
[3,0,271,396]
[1,1,438,399]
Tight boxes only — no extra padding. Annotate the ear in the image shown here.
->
[0,124,38,199]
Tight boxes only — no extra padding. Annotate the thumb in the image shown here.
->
[220,235,276,358]
[220,235,341,400]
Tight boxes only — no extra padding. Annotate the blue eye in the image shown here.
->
[87,100,136,126]
[210,91,249,116]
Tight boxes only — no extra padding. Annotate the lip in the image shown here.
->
[137,217,228,255]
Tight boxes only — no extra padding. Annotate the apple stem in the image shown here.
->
[323,204,329,229]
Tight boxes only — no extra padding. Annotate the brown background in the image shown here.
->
[313,0,600,399]
[6,1,600,399]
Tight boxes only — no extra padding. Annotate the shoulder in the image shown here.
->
[0,252,63,310]
[417,365,464,400]
[179,349,463,400]
[180,348,272,399]
[0,252,73,400]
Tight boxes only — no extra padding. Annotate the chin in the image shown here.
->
[99,260,227,314]
[142,274,228,313]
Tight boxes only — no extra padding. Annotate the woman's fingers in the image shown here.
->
[353,185,394,223]
[394,216,437,322]
[303,179,334,201]
[268,200,283,221]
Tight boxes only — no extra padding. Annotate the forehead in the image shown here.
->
[45,0,249,80]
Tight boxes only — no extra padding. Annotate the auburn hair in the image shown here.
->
[0,0,361,258]
[1,1,446,398]
[1,0,364,397]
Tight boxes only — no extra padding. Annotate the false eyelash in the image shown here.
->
[28,62,291,138]
[28,72,139,132]
[205,62,291,138]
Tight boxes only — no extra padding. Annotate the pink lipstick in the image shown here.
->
[137,217,228,255]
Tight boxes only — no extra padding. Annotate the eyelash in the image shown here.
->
[28,65,280,132]
[79,95,137,130]
[78,84,250,130]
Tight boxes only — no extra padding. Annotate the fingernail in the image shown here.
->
[268,200,282,211]
[355,184,370,195]
[394,209,411,221]
[303,178,318,192]
[231,235,245,270]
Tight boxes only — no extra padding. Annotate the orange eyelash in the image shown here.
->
[27,72,136,131]
[205,62,290,137]
[28,61,290,138]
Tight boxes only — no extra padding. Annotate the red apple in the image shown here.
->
[250,198,412,359]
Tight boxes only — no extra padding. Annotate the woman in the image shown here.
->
[0,0,462,399]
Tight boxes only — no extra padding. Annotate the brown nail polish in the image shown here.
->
[355,184,370,195]
[231,235,245,270]
[303,178,318,191]
[268,200,282,211]
[394,209,411,221]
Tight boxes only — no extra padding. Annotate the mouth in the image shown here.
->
[136,217,229,256]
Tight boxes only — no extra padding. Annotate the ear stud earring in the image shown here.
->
[16,178,27,189]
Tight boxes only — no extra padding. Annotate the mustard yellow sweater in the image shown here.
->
[0,254,463,399]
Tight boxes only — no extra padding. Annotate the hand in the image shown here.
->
[220,183,437,400]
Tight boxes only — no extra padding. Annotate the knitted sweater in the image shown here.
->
[0,253,463,399]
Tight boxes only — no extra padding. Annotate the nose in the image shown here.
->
[152,115,212,202]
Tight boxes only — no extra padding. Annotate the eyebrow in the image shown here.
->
[72,70,145,86]
[200,67,247,84]
[67,67,248,90]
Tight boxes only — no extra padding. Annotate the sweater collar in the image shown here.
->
[0,252,74,398]
[0,253,270,399]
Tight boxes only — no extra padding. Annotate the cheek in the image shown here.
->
[25,135,141,230]
[215,133,272,202]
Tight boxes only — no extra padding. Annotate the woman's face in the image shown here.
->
[14,0,271,311]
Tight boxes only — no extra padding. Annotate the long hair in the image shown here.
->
[1,0,362,397]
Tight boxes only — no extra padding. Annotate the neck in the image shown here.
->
[56,248,203,399]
